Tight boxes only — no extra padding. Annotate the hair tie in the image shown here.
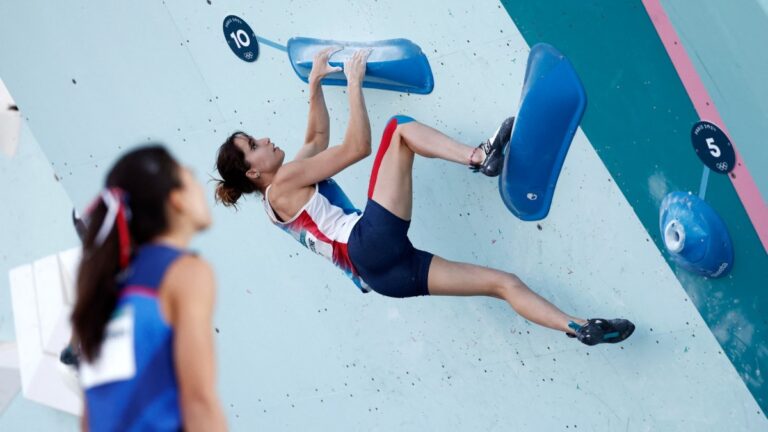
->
[92,188,132,269]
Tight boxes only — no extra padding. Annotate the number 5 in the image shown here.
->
[706,137,721,158]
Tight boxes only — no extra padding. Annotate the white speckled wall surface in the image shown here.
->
[0,1,765,430]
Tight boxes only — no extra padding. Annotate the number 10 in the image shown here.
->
[230,30,251,49]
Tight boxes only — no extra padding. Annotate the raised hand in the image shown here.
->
[308,46,343,82]
[343,48,372,86]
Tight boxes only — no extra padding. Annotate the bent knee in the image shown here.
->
[388,114,416,127]
[493,272,524,298]
[380,115,415,148]
[389,115,416,140]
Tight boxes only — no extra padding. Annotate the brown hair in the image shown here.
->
[71,145,181,361]
[214,131,258,209]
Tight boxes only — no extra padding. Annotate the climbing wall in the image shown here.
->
[503,0,768,417]
[1,0,766,430]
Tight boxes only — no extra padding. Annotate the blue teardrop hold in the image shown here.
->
[659,191,734,278]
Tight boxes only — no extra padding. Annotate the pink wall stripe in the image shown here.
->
[643,0,768,253]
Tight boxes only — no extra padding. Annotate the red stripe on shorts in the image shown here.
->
[368,117,400,198]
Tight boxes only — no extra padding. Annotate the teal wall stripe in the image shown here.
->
[500,0,768,413]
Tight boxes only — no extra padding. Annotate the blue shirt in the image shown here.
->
[81,244,184,432]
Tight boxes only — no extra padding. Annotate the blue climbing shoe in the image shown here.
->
[567,318,635,346]
[470,117,514,177]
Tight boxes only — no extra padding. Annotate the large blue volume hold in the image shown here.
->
[499,43,587,221]
[659,191,734,278]
[287,37,434,94]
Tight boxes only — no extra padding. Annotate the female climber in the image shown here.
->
[72,146,227,431]
[213,47,634,346]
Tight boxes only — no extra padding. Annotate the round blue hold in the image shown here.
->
[659,191,734,278]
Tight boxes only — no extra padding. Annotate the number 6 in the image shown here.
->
[706,137,721,158]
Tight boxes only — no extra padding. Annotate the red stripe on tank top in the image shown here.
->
[288,212,334,243]
[333,241,359,277]
[288,211,360,277]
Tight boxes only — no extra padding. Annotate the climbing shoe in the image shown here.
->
[470,116,515,177]
[59,343,80,368]
[566,318,635,346]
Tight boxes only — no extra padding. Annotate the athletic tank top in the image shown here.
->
[264,179,370,292]
[80,244,184,432]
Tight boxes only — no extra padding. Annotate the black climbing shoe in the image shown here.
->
[566,318,635,346]
[470,116,515,177]
[60,343,80,368]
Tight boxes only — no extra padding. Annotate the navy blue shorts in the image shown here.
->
[348,200,433,298]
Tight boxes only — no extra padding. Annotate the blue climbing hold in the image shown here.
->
[286,37,434,94]
[499,43,587,221]
[659,191,734,278]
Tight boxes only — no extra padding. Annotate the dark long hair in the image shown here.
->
[71,145,181,361]
[214,131,258,209]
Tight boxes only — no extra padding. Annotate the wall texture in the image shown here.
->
[0,1,765,430]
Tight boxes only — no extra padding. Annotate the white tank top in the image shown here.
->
[264,179,370,292]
